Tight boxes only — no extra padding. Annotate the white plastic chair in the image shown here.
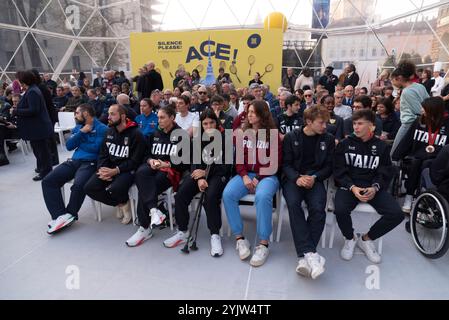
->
[128,184,175,230]
[221,190,282,242]
[54,112,76,151]
[327,202,384,254]
[276,195,327,247]
[62,180,102,221]
[4,138,28,162]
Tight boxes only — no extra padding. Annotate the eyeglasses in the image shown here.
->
[198,91,207,95]
[304,94,313,97]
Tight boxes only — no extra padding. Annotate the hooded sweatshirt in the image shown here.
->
[333,134,393,190]
[97,119,146,172]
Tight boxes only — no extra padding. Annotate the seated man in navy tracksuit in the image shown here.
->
[42,104,108,234]
[333,109,404,264]
[282,105,335,280]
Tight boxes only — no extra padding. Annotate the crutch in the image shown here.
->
[181,164,211,254]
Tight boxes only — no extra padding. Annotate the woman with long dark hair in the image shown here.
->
[392,97,449,213]
[164,108,231,256]
[376,97,400,142]
[222,100,282,267]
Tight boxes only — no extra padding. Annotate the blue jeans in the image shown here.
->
[42,159,97,219]
[222,173,279,241]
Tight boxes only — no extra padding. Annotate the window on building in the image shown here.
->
[359,49,364,57]
[372,48,377,57]
[72,56,80,71]
[341,49,347,57]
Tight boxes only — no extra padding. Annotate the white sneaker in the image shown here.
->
[341,235,358,261]
[296,258,311,277]
[210,234,223,257]
[120,201,132,224]
[163,230,189,248]
[47,214,75,234]
[357,237,381,264]
[250,245,269,267]
[236,239,251,260]
[305,252,325,280]
[150,208,166,228]
[402,195,413,213]
[126,226,153,247]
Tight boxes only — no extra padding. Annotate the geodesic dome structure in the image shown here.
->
[1,0,449,84]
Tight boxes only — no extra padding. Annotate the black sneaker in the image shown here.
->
[33,174,45,181]
[405,220,411,233]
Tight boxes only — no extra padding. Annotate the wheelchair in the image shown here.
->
[409,168,449,259]
[391,157,413,199]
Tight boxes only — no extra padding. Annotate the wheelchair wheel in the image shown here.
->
[410,190,449,259]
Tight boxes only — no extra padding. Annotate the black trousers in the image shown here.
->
[282,180,327,257]
[175,175,227,235]
[84,171,134,207]
[30,139,53,177]
[42,159,96,219]
[334,188,404,241]
[135,164,172,229]
[406,159,433,195]
[48,135,59,166]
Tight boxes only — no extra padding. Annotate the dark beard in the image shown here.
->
[75,117,85,125]
[108,119,121,127]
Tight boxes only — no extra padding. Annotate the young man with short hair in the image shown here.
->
[343,95,382,138]
[333,109,404,264]
[282,105,335,279]
[276,95,303,139]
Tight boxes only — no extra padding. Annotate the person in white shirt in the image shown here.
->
[431,71,445,97]
[294,67,314,91]
[175,95,199,137]
[333,91,352,120]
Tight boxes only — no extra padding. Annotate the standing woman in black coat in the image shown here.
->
[31,69,59,167]
[13,71,54,181]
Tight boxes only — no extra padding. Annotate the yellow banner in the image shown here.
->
[130,29,283,91]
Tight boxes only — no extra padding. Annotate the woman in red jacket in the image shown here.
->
[222,100,282,267]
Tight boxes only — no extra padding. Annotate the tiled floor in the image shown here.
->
[1,147,449,300]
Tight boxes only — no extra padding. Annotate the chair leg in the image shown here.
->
[276,197,285,243]
[58,131,65,151]
[61,186,66,205]
[96,202,102,222]
[89,198,97,220]
[19,140,26,163]
[321,222,327,249]
[166,190,174,231]
[329,214,336,249]
[129,198,137,226]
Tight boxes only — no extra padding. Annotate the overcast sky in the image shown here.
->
[151,0,441,31]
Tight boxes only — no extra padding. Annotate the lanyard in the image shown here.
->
[428,127,440,146]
